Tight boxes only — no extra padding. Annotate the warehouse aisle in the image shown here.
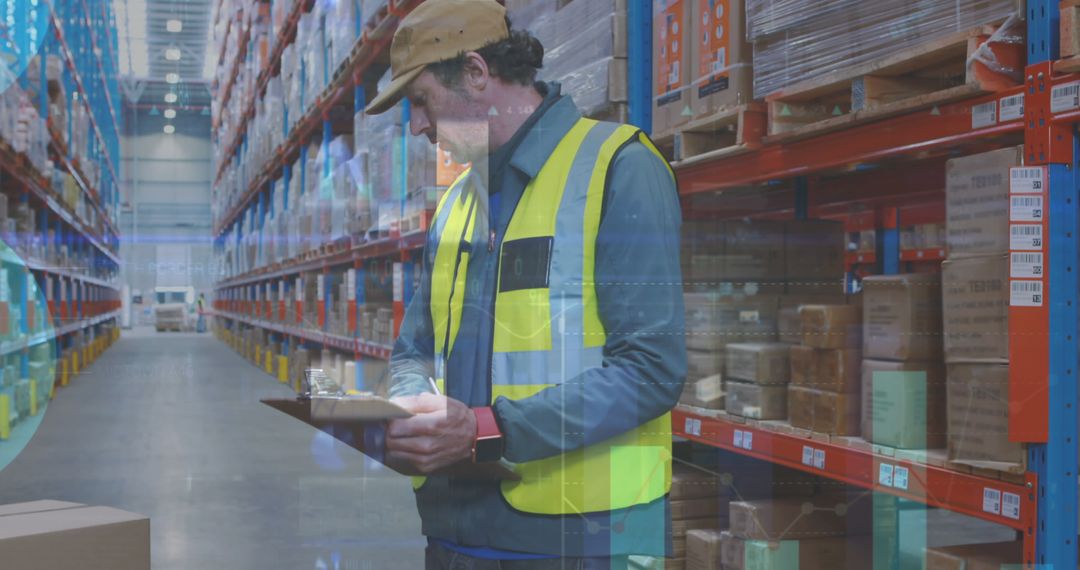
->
[0,328,424,569]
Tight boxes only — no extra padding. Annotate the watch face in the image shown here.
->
[474,436,503,463]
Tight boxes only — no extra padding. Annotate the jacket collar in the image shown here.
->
[507,84,582,181]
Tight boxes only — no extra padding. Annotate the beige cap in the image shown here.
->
[365,0,509,115]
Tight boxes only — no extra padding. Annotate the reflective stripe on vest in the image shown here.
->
[427,118,674,515]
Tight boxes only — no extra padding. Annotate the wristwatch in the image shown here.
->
[472,406,504,463]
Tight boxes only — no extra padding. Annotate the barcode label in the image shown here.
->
[893,466,909,490]
[879,463,894,487]
[1010,252,1044,278]
[972,101,997,129]
[684,417,695,435]
[1010,195,1044,222]
[1002,492,1021,520]
[999,93,1024,121]
[1010,224,1043,251]
[1011,280,1044,307]
[813,449,826,469]
[1010,167,1044,194]
[743,431,753,450]
[802,446,814,466]
[1051,81,1080,113]
[296,277,303,302]
[983,488,1002,515]
[733,430,743,448]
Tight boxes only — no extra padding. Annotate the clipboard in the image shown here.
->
[261,397,520,481]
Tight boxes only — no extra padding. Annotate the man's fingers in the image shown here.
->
[386,434,438,455]
[393,392,445,414]
[386,410,448,438]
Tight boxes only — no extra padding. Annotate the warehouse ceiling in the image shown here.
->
[113,0,215,133]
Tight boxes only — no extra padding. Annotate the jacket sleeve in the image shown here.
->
[493,139,688,463]
[388,237,438,398]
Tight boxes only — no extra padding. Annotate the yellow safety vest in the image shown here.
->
[425,118,674,516]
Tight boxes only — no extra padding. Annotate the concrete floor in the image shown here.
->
[0,327,424,569]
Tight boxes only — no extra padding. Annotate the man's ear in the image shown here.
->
[461,52,490,93]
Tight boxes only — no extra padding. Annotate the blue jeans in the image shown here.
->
[196,314,206,333]
[425,542,629,570]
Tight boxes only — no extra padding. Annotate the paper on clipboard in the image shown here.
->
[260,396,519,481]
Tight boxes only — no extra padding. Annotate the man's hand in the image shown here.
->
[386,393,476,474]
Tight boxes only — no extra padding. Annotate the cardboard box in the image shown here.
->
[689,0,753,120]
[688,349,725,379]
[653,0,692,136]
[784,220,846,282]
[684,292,780,352]
[945,146,1019,257]
[723,221,786,280]
[671,463,721,500]
[686,528,723,570]
[721,536,872,570]
[862,273,943,361]
[947,363,1026,471]
[680,374,725,409]
[778,307,801,344]
[924,541,1022,570]
[725,380,787,419]
[799,304,861,349]
[790,345,861,392]
[725,343,790,384]
[862,359,947,449]
[788,386,860,435]
[0,500,150,569]
[672,496,728,521]
[728,496,869,541]
[942,255,1008,362]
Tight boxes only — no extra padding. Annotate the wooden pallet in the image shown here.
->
[765,21,1023,141]
[670,104,766,167]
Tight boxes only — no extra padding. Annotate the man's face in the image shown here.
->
[405,70,488,163]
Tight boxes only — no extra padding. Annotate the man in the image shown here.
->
[196,293,206,333]
[366,0,686,567]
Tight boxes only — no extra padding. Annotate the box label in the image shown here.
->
[879,463,894,487]
[1010,167,1044,193]
[656,0,686,101]
[982,487,1002,515]
[1010,252,1044,279]
[696,0,732,96]
[893,466,909,490]
[999,93,1024,121]
[1051,81,1080,113]
[971,101,996,129]
[1009,224,1043,250]
[1010,195,1043,222]
[1010,280,1043,307]
[1002,492,1021,520]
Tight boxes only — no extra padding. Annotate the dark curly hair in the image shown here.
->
[427,17,544,90]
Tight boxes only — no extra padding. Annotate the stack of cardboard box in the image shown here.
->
[942,147,1026,474]
[787,303,862,435]
[724,342,789,419]
[861,273,946,450]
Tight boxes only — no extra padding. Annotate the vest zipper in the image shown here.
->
[440,196,478,374]
[488,229,496,252]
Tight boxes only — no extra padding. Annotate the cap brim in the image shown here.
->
[365,65,426,115]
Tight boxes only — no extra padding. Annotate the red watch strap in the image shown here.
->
[473,406,501,439]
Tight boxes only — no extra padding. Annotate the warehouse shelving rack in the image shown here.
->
[663,1,1078,568]
[210,1,1079,567]
[0,0,124,453]
[211,0,428,390]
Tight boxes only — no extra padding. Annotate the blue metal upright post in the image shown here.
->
[627,0,653,132]
[1028,2,1078,568]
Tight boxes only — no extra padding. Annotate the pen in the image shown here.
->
[427,377,441,396]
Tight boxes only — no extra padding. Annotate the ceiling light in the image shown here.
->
[165,47,182,61]
[164,109,176,119]
[164,92,178,104]
[166,19,182,33]
[149,106,160,116]
[164,124,176,135]
[165,73,180,84]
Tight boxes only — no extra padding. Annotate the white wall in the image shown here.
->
[120,131,214,300]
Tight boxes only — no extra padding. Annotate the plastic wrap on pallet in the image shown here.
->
[750,0,1019,98]
[511,0,626,119]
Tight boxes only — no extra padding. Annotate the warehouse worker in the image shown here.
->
[367,0,686,567]
[196,293,206,333]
